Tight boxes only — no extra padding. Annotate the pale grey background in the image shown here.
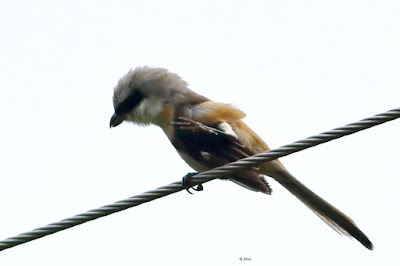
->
[0,1,399,265]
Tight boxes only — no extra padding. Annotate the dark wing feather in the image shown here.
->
[171,117,272,194]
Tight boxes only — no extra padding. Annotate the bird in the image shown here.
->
[109,66,373,250]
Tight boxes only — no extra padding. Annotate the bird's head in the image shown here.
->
[110,66,205,128]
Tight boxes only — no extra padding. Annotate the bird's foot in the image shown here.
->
[182,172,204,194]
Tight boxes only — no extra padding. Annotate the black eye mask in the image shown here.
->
[115,90,144,115]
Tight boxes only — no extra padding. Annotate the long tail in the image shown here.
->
[270,169,373,250]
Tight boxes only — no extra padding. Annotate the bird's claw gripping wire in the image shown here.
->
[182,172,204,194]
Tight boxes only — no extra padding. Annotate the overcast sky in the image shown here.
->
[0,1,399,265]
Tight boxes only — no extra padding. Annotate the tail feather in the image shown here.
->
[273,170,373,250]
[230,171,272,195]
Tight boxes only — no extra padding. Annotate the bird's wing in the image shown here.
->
[171,116,272,194]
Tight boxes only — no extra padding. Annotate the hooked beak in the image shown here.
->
[110,113,124,128]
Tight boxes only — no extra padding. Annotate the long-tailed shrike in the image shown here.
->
[109,66,373,250]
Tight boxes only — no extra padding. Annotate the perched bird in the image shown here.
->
[110,66,373,250]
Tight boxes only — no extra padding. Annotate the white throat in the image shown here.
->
[129,97,164,126]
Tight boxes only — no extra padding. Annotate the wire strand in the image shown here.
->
[0,107,399,252]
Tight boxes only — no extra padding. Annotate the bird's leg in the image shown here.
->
[182,172,204,194]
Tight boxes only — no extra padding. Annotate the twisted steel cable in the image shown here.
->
[0,107,399,252]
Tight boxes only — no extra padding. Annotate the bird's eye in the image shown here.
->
[115,90,144,115]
